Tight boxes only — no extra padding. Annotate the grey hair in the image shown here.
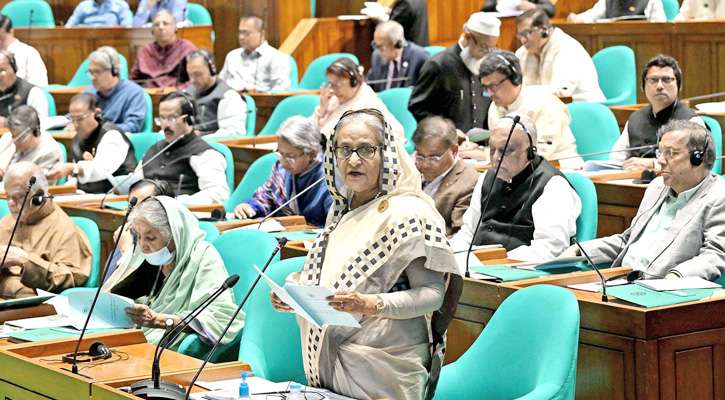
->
[412,116,457,147]
[129,198,172,243]
[657,119,715,170]
[6,161,48,195]
[88,46,121,75]
[493,113,538,144]
[276,116,323,154]
[152,8,177,25]
[7,105,40,134]
[376,20,405,43]
[333,111,385,146]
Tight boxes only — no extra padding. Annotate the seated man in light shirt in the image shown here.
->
[450,115,581,264]
[132,0,188,27]
[0,15,48,86]
[676,0,725,20]
[567,0,666,22]
[65,0,133,28]
[218,16,291,92]
[561,120,725,281]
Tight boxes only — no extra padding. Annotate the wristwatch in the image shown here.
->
[164,315,175,330]
[373,295,385,316]
[71,163,79,178]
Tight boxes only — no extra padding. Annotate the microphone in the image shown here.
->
[174,9,187,88]
[464,116,520,278]
[191,107,255,132]
[0,176,36,270]
[254,176,325,230]
[365,76,411,85]
[99,132,190,209]
[183,237,288,400]
[571,237,608,302]
[198,207,225,222]
[551,144,657,162]
[605,269,644,283]
[62,197,138,378]
[175,173,184,196]
[683,91,725,102]
[130,274,240,398]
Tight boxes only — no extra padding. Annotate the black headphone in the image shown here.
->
[61,341,112,363]
[30,193,53,206]
[690,135,709,166]
[502,115,536,160]
[496,53,522,86]
[0,49,17,73]
[105,51,118,77]
[196,50,217,76]
[177,92,196,125]
[331,62,359,87]
[540,27,551,38]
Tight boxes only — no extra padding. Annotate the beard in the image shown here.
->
[460,45,484,76]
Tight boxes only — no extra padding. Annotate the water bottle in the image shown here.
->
[286,382,305,400]
[238,371,251,400]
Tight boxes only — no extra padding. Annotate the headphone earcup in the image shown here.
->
[210,63,217,76]
[30,195,43,206]
[528,146,536,160]
[690,150,704,166]
[186,114,195,125]
[88,341,112,359]
[350,76,358,87]
[394,40,403,49]
[94,112,103,123]
[541,28,550,38]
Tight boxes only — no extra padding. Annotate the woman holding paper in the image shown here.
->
[271,109,461,400]
[102,196,244,348]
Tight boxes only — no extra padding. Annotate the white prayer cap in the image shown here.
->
[465,12,501,37]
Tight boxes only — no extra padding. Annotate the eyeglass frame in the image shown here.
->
[69,112,91,123]
[414,148,452,164]
[516,26,544,40]
[86,68,109,78]
[334,145,381,160]
[467,31,496,56]
[644,76,677,86]
[154,114,189,127]
[274,149,307,164]
[655,148,683,160]
[482,76,510,92]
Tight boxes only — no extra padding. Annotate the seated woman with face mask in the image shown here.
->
[101,196,243,348]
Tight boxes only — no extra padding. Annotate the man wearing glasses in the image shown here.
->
[47,93,137,193]
[412,116,478,236]
[610,54,705,171]
[480,49,582,169]
[138,92,229,204]
[365,20,429,92]
[562,120,725,281]
[0,51,48,128]
[514,9,604,103]
[409,12,500,134]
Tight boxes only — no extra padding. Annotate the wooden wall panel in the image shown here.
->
[659,328,725,400]
[427,0,480,47]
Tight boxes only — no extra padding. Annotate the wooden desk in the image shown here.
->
[50,86,176,118]
[212,135,277,186]
[0,303,56,324]
[246,90,320,135]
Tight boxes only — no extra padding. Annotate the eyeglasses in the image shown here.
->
[468,33,495,55]
[489,146,518,158]
[154,114,188,127]
[516,26,542,39]
[69,112,91,123]
[152,21,173,28]
[334,146,380,160]
[482,76,509,92]
[414,149,450,164]
[656,148,682,159]
[86,68,108,78]
[370,40,395,51]
[238,30,259,37]
[328,79,346,90]
[274,150,304,164]
[645,77,676,86]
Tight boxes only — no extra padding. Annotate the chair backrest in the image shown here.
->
[662,0,680,21]
[258,95,320,136]
[1,0,55,28]
[206,141,235,191]
[563,172,598,242]
[211,230,281,308]
[701,116,723,175]
[378,88,417,154]
[424,46,446,56]
[198,221,220,243]
[56,141,67,185]
[0,199,8,218]
[287,54,300,90]
[127,132,163,162]
[187,3,212,24]
[69,216,101,288]
[66,53,130,87]
[242,93,256,135]
[592,46,637,106]
[238,257,305,382]
[434,285,580,400]
[566,102,621,161]
[224,152,277,212]
[139,91,153,134]
[40,87,56,117]
[298,53,360,90]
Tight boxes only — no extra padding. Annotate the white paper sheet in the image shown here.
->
[67,289,135,329]
[636,277,722,291]
[229,219,285,233]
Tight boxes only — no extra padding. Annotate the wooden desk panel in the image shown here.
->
[50,86,176,118]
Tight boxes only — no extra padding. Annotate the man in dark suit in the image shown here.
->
[413,116,479,236]
[366,21,430,92]
[389,0,429,47]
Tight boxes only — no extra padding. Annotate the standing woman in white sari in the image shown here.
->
[272,109,462,400]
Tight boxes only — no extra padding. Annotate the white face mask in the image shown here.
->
[460,45,484,76]
[143,241,175,266]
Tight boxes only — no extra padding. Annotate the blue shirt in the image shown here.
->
[132,0,188,27]
[83,79,146,133]
[65,0,133,28]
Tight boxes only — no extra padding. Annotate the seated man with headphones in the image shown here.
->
[138,92,230,204]
[48,93,138,193]
[514,9,605,103]
[0,106,62,185]
[184,49,248,136]
[365,20,429,92]
[130,9,197,89]
[0,50,48,128]
[0,161,93,298]
[450,115,581,265]
[610,54,706,171]
[562,120,725,281]
[477,50,583,169]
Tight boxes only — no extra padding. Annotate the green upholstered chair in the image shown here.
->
[198,221,220,243]
[187,2,214,42]
[566,102,621,161]
[137,91,153,134]
[662,0,680,21]
[238,257,306,382]
[593,46,637,106]
[257,95,319,136]
[298,53,360,90]
[0,199,8,218]
[55,142,67,185]
[563,172,598,242]
[378,87,417,154]
[434,284,580,400]
[40,87,56,116]
[127,132,163,162]
[242,93,256,135]
[1,0,55,27]
[701,116,723,175]
[287,54,300,91]
[424,46,446,56]
[69,216,101,288]
[223,152,277,213]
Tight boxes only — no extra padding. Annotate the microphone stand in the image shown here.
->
[0,177,36,269]
[183,238,288,400]
[255,176,325,230]
[62,197,138,378]
[550,144,657,162]
[572,237,608,302]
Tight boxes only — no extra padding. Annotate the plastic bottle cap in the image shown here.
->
[290,383,302,390]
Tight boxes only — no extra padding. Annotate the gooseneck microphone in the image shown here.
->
[131,274,240,399]
[62,197,138,378]
[183,237,288,400]
[255,176,325,230]
[464,116,520,278]
[0,176,36,270]
[551,144,657,162]
[571,237,608,302]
